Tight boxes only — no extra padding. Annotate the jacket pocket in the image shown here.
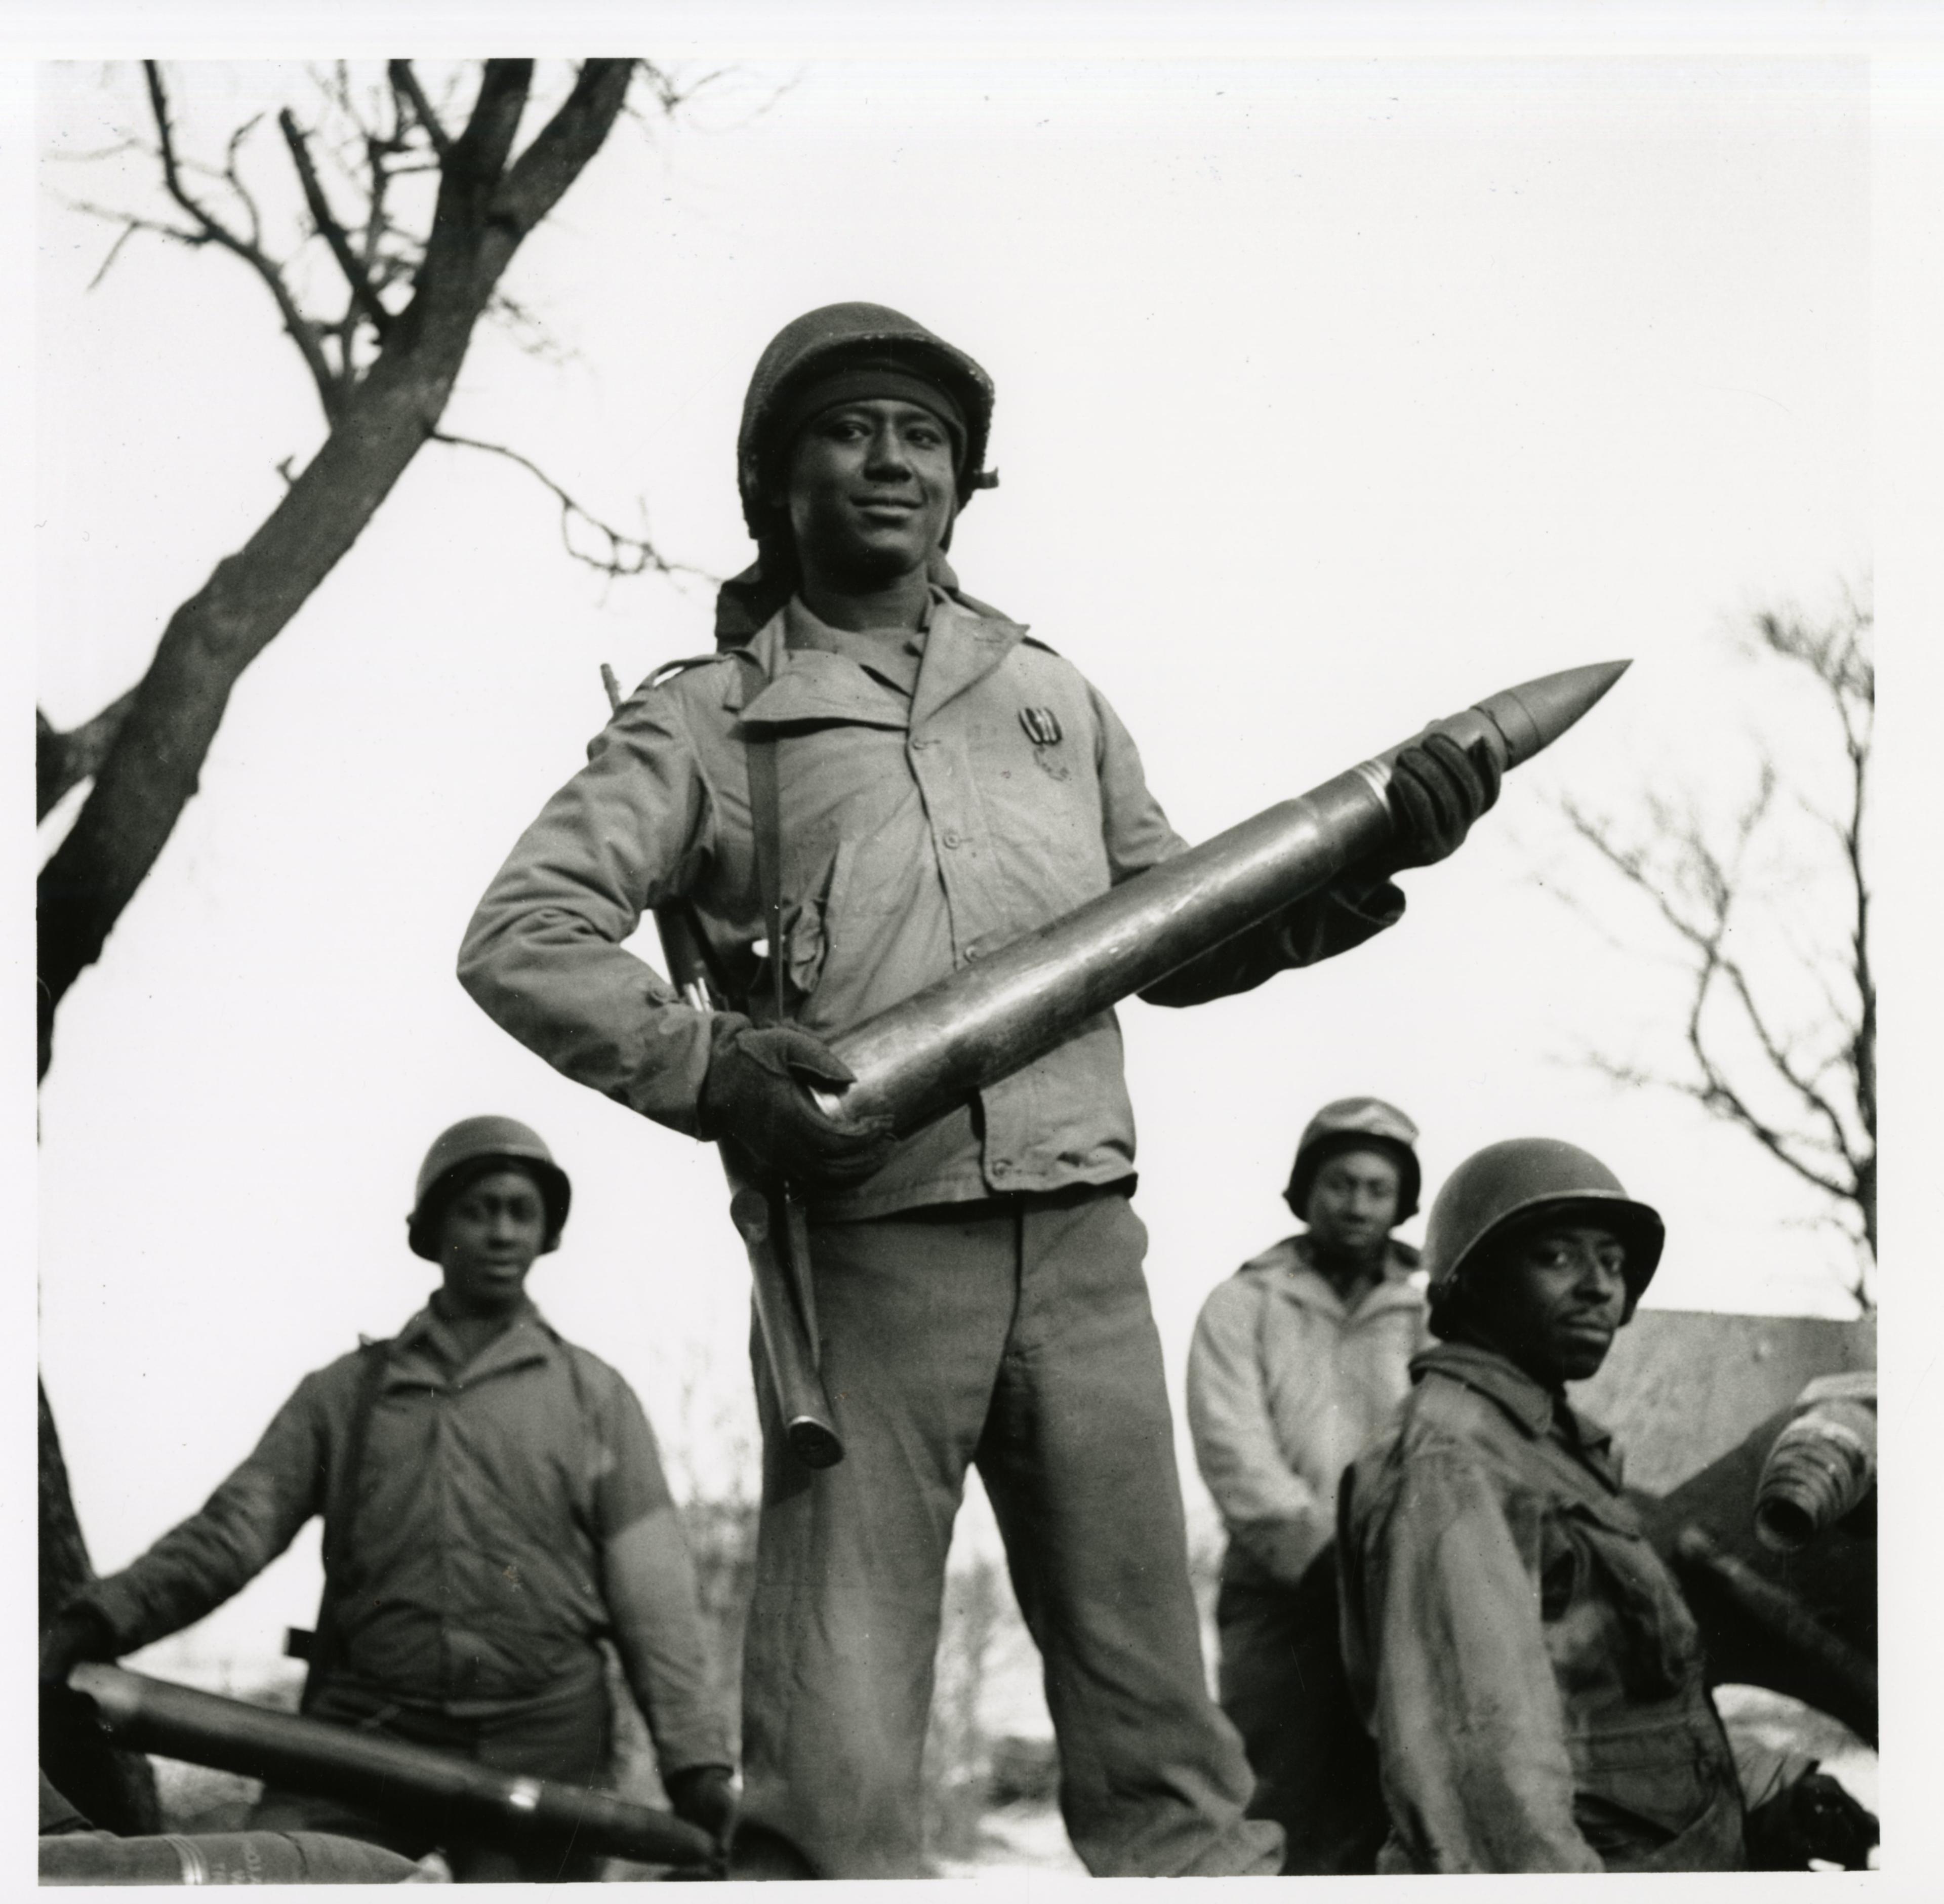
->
[1569,1714,1733,1855]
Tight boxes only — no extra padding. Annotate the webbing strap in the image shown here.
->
[733,651,788,1025]
[304,1337,391,1706]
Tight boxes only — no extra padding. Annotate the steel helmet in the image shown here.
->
[1285,1097,1422,1222]
[406,1116,572,1262]
[1421,1137,1664,1326]
[736,302,997,540]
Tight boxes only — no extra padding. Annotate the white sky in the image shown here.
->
[11,7,1943,1845]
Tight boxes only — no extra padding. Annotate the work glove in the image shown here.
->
[39,1605,113,1688]
[665,1765,738,1845]
[698,1016,895,1188]
[1380,730,1502,871]
[1745,1767,1878,1871]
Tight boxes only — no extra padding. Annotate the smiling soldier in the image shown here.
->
[1335,1138,1877,1873]
[456,303,1503,1878]
[38,1118,735,1882]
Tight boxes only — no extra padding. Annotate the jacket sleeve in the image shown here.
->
[73,1374,331,1656]
[1080,679,1403,1006]
[594,1382,735,1774]
[1186,1279,1335,1585]
[1350,1445,1601,1873]
[457,685,720,1137]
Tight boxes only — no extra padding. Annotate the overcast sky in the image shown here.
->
[16,9,1935,1743]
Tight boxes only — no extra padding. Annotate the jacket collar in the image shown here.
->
[391,1297,556,1384]
[910,596,1030,727]
[1411,1339,1615,1466]
[1246,1234,1424,1323]
[728,595,1029,733]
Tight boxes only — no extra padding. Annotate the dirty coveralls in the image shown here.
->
[1186,1233,1425,1871]
[459,593,1404,1876]
[71,1300,730,1882]
[1337,1340,1762,1872]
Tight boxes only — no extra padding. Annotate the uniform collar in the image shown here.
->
[730,593,1030,733]
[1250,1234,1423,1322]
[392,1296,555,1382]
[1411,1339,1615,1467]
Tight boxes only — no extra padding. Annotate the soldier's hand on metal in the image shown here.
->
[1746,1768,1878,1871]
[1382,730,1503,870]
[665,1764,738,1845]
[699,1017,896,1187]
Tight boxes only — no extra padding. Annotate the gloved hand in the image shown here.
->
[664,1764,738,1844]
[698,1016,895,1188]
[39,1606,112,1688]
[1381,730,1502,871]
[1745,1767,1878,1871]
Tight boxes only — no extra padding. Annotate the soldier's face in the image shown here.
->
[436,1167,548,1316]
[1472,1222,1629,1386]
[783,399,957,586]
[1304,1148,1403,1257]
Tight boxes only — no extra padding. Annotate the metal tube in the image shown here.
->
[67,1664,717,1870]
[1672,1527,1879,1744]
[815,661,1629,1136]
[654,899,843,1471]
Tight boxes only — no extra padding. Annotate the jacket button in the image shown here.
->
[942,831,963,848]
[964,943,982,960]
[991,1158,1010,1174]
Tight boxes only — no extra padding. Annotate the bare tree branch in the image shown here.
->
[37,690,142,823]
[277,106,392,339]
[39,60,644,1079]
[429,430,710,580]
[1549,590,1874,1284]
[143,62,341,418]
[388,59,453,160]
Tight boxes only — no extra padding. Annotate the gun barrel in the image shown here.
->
[817,661,1628,1137]
[67,1664,716,1870]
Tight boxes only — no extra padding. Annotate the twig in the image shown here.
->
[388,60,453,160]
[142,61,341,418]
[429,430,712,581]
[278,107,391,338]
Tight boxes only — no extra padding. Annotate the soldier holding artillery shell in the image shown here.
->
[458,303,1503,1878]
[40,1117,735,1882]
[1335,1137,1878,1873]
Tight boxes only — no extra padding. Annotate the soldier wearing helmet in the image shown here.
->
[457,303,1502,1878]
[40,1118,735,1881]
[1334,1137,1876,1872]
[1185,1096,1427,1873]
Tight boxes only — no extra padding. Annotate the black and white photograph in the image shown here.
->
[17,2,1940,1887]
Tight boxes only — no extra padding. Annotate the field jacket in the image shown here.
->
[459,595,1402,1220]
[1188,1235,1426,1588]
[1337,1343,1754,1872]
[75,1301,732,1774]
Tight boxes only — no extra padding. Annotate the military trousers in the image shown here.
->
[1215,1551,1387,1874]
[734,1184,1281,1879]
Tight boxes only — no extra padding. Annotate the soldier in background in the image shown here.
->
[1186,1096,1426,1872]
[39,1117,736,1882]
[1335,1137,1877,1873]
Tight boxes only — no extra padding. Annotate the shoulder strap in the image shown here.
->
[732,651,788,1025]
[301,1338,391,1705]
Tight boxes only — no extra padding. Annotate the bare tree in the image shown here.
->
[36,58,691,1076]
[1556,589,1873,1303]
[35,57,696,1823]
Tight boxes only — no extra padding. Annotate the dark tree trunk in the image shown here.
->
[36,58,636,1078]
[39,1380,161,1834]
